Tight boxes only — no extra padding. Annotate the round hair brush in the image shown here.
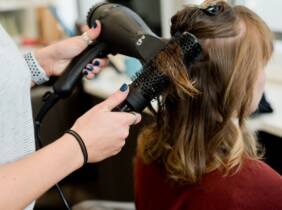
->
[114,32,202,113]
[114,61,169,112]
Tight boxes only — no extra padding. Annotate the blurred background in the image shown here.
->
[0,0,281,210]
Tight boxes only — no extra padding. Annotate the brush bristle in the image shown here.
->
[122,32,202,113]
[177,32,202,68]
[131,61,169,101]
[130,32,202,101]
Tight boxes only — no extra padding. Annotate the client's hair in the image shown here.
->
[138,0,273,184]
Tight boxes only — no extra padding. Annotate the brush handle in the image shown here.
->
[114,87,148,113]
[114,102,133,112]
[53,42,108,98]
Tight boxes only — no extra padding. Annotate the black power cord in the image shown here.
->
[34,91,72,210]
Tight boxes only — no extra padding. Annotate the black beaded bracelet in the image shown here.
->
[65,130,88,165]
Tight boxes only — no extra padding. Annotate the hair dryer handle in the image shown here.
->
[53,42,108,98]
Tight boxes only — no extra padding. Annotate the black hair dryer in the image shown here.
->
[53,3,167,99]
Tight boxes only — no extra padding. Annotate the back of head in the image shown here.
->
[138,0,273,184]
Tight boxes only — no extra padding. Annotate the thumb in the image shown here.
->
[86,20,102,40]
[76,20,102,50]
[101,84,129,111]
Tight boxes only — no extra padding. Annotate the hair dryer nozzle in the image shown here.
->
[87,3,167,62]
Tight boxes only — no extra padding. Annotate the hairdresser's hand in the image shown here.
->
[70,84,142,164]
[34,20,108,80]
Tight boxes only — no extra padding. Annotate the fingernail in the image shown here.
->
[83,70,88,76]
[92,20,97,29]
[119,83,128,92]
[93,60,100,66]
[86,64,94,70]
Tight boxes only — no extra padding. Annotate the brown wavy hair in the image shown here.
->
[138,0,273,184]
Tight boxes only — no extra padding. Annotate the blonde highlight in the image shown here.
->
[138,1,273,184]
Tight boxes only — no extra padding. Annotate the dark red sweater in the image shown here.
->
[135,158,282,210]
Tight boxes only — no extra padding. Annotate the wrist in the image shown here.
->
[24,51,50,85]
[34,49,53,77]
[59,134,85,169]
[64,130,88,165]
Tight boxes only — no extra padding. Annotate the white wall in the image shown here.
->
[54,0,77,32]
[77,0,105,22]
[236,0,282,32]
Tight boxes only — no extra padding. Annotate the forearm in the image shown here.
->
[33,47,53,77]
[0,134,82,210]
